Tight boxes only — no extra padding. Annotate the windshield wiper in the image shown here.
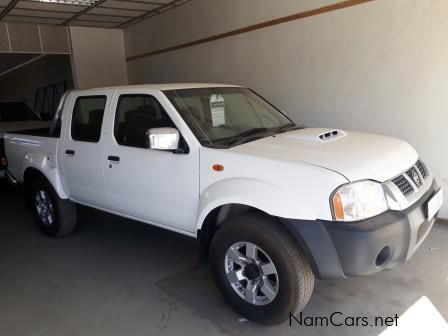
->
[275,123,302,134]
[214,124,303,148]
[235,127,269,138]
[218,127,269,146]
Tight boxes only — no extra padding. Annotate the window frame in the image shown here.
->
[113,93,179,149]
[70,95,107,143]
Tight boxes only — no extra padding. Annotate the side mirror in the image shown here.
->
[147,127,180,151]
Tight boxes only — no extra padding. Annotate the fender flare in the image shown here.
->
[196,178,315,232]
[22,152,68,199]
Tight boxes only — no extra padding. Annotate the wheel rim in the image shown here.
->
[224,241,279,306]
[35,190,55,226]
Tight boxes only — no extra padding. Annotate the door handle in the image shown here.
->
[107,155,120,163]
[65,150,75,156]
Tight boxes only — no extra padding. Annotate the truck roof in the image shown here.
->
[69,83,243,93]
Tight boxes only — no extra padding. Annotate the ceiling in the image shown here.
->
[0,0,190,29]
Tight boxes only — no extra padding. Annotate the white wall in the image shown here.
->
[70,26,128,89]
[124,0,448,218]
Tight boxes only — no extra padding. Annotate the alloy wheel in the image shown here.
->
[35,190,55,226]
[224,241,279,305]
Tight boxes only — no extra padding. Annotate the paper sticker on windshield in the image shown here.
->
[210,94,225,127]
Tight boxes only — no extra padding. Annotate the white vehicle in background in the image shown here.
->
[0,101,49,178]
[4,84,443,325]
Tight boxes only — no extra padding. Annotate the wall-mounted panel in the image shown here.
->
[0,22,10,51]
[7,22,41,52]
[69,26,128,88]
[0,22,70,54]
[40,25,70,53]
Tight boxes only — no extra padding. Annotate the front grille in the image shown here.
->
[391,159,429,197]
[406,167,423,187]
[392,175,414,196]
[416,160,427,178]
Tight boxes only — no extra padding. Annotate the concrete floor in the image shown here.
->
[1,181,447,336]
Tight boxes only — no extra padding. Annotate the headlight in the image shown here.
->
[332,180,388,221]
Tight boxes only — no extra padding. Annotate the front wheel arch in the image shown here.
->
[197,205,293,265]
[197,204,324,280]
[197,204,266,268]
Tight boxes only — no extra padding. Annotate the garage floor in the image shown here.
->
[1,181,447,336]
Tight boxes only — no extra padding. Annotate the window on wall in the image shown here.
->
[71,96,107,143]
[114,94,175,148]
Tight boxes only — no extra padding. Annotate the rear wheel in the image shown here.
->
[210,213,314,325]
[30,177,77,237]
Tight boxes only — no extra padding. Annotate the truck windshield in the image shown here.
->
[0,102,39,122]
[164,87,295,147]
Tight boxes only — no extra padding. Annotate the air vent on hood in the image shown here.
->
[280,128,347,143]
[318,130,346,142]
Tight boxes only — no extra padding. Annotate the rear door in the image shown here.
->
[59,92,111,208]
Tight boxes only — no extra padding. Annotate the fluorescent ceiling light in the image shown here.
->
[28,0,100,6]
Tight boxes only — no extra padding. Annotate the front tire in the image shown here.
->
[30,177,77,237]
[210,213,314,325]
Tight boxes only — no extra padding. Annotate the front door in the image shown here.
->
[103,91,199,234]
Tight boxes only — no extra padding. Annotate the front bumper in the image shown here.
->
[281,180,440,279]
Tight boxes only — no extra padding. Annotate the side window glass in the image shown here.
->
[71,96,106,142]
[114,94,175,148]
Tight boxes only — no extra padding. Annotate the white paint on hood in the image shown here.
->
[231,128,418,182]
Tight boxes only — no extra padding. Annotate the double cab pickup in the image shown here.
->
[4,84,443,324]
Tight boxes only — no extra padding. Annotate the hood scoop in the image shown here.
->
[281,128,347,143]
[318,129,347,142]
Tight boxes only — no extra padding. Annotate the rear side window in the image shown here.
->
[71,96,106,142]
[114,94,175,148]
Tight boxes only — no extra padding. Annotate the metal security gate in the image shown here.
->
[34,82,67,120]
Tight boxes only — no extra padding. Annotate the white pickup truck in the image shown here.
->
[4,84,443,325]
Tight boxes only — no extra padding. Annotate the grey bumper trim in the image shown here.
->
[281,180,439,280]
